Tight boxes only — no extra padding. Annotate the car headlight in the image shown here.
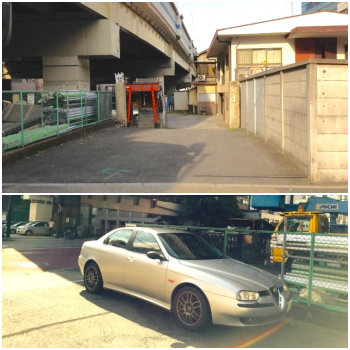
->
[282,283,289,292]
[236,291,260,301]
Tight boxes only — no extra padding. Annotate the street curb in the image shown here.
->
[2,119,115,167]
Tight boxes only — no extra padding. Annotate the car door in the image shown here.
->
[97,228,134,288]
[34,222,47,235]
[124,230,168,302]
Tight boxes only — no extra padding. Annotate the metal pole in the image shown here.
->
[280,232,287,281]
[80,92,83,128]
[56,195,60,238]
[56,91,59,136]
[97,90,100,123]
[307,234,316,306]
[223,228,228,255]
[20,91,24,147]
[5,195,13,238]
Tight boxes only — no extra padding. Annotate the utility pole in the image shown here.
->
[6,195,13,238]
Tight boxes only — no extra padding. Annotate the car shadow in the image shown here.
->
[79,288,284,348]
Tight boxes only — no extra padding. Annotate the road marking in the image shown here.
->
[2,247,81,251]
[2,279,84,294]
[101,168,129,180]
[17,262,49,267]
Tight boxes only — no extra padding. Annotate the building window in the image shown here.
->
[236,48,282,80]
[199,93,215,102]
[150,199,157,208]
[87,195,92,199]
[197,63,216,77]
[115,195,122,203]
[103,195,107,201]
[134,197,140,206]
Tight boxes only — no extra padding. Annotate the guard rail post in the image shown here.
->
[56,91,59,136]
[307,234,316,306]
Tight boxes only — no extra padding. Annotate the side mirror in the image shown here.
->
[147,251,166,261]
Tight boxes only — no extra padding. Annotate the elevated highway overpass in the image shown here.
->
[2,2,196,95]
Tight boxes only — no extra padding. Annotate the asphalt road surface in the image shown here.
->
[2,236,348,348]
[3,114,347,193]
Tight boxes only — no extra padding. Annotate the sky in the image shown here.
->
[175,1,302,52]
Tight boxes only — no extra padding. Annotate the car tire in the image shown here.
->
[84,262,103,294]
[25,230,33,236]
[174,286,211,331]
[10,229,16,234]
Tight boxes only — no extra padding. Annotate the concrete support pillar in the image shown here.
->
[115,83,127,125]
[229,81,240,129]
[42,57,90,91]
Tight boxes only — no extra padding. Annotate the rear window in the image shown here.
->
[104,229,133,248]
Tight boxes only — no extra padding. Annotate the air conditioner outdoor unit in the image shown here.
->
[198,75,206,82]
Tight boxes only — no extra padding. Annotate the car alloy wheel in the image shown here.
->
[174,286,211,331]
[84,262,103,294]
[25,230,32,236]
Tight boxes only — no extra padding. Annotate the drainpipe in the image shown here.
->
[206,57,218,115]
[216,36,231,117]
[235,42,241,82]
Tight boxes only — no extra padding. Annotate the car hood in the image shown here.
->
[179,258,282,291]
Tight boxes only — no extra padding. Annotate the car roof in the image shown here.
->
[126,226,190,235]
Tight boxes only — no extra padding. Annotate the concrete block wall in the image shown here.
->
[240,59,348,182]
[283,67,308,173]
[265,73,282,150]
[255,78,265,137]
[315,64,348,182]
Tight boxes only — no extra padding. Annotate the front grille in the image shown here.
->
[269,286,283,303]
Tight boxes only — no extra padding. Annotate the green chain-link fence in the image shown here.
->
[124,223,348,313]
[2,90,113,151]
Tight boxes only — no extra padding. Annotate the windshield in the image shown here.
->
[27,221,39,226]
[158,232,226,260]
[276,216,311,233]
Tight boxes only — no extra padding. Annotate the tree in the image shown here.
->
[179,196,242,227]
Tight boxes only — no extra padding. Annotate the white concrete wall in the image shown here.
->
[284,67,308,171]
[240,59,348,182]
[29,202,53,221]
[265,73,282,150]
[315,64,348,182]
[174,91,189,110]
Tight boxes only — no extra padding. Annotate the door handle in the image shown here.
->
[126,256,134,262]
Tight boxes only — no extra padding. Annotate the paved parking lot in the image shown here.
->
[2,267,348,348]
[2,236,348,348]
[3,114,347,193]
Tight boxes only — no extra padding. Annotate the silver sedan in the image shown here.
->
[78,227,292,331]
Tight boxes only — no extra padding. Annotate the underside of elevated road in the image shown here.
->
[2,2,195,94]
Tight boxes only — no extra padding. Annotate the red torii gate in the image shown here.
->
[125,83,162,128]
